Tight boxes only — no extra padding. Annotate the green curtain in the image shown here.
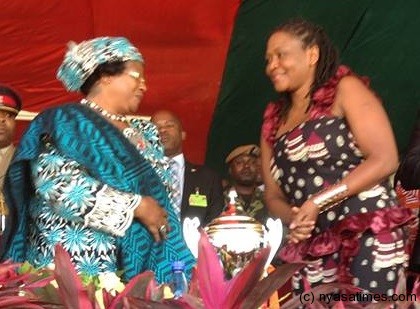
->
[206,0,420,177]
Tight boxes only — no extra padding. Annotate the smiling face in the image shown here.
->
[105,61,147,115]
[265,31,318,95]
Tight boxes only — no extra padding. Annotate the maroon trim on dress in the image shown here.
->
[279,206,414,284]
[261,101,281,147]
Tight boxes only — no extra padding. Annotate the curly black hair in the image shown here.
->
[270,18,339,119]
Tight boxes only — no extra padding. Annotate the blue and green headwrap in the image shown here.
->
[57,36,144,92]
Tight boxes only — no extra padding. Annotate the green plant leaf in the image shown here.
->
[17,261,35,274]
[30,283,63,307]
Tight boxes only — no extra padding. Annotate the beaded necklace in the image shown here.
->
[80,98,128,122]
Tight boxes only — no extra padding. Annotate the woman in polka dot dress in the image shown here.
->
[261,18,414,300]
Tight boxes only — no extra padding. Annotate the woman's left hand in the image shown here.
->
[288,201,319,243]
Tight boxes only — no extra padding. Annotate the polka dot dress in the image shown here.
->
[272,116,408,298]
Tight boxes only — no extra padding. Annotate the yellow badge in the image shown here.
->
[189,193,208,207]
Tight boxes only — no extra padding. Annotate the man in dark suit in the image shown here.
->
[151,110,225,227]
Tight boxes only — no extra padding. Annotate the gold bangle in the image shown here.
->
[312,184,348,214]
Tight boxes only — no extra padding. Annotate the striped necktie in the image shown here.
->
[169,159,182,218]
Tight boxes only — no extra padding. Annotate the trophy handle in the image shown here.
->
[182,217,201,258]
[264,218,283,270]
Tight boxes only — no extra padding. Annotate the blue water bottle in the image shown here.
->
[171,260,188,299]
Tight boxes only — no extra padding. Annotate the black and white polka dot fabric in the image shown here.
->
[272,116,408,300]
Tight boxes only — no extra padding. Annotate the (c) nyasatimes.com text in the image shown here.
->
[299,291,417,305]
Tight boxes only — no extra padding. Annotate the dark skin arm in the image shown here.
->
[289,75,399,243]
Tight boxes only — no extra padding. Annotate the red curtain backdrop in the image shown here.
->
[0,1,240,163]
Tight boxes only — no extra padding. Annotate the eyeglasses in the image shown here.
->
[126,71,146,85]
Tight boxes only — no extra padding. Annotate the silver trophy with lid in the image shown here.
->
[183,189,283,278]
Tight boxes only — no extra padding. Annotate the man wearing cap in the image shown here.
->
[0,85,21,184]
[151,110,225,227]
[224,144,269,224]
[0,85,21,237]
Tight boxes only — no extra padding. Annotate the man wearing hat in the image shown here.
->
[224,144,269,224]
[0,85,21,236]
[0,85,21,184]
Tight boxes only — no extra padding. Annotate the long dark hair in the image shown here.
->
[80,61,126,95]
[270,18,339,120]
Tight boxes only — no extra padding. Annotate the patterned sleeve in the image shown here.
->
[31,142,142,237]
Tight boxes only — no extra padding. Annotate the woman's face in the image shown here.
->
[265,31,317,94]
[107,61,147,114]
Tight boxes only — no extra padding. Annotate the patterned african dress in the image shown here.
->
[262,66,413,298]
[3,103,195,283]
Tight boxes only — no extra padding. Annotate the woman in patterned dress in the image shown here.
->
[260,18,413,299]
[1,37,195,283]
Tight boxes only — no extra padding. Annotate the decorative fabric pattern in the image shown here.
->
[57,37,143,91]
[2,103,195,283]
[266,66,413,296]
[86,185,141,237]
[395,183,420,209]
[394,183,419,256]
[169,159,182,219]
[122,123,175,203]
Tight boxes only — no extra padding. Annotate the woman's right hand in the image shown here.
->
[134,196,170,242]
[287,206,316,244]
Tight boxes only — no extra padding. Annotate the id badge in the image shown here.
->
[189,193,208,207]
